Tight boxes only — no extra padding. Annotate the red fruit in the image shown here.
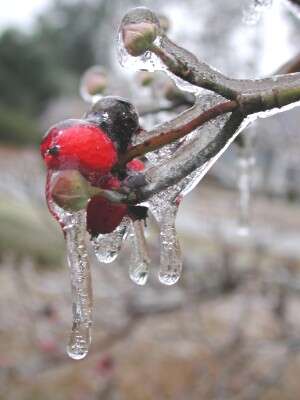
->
[87,196,127,236]
[40,120,117,178]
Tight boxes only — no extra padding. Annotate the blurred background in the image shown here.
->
[1,0,300,399]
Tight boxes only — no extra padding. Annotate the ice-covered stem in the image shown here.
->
[131,111,244,203]
[116,100,237,167]
[120,7,300,100]
[150,36,300,100]
[116,80,300,172]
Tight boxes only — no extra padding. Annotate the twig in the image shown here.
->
[116,100,237,168]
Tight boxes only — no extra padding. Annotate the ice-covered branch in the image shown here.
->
[116,100,237,168]
[120,7,300,101]
[124,111,244,203]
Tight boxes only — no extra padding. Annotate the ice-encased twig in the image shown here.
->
[118,7,300,100]
[91,217,130,264]
[128,219,150,286]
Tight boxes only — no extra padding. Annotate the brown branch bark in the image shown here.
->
[116,100,237,168]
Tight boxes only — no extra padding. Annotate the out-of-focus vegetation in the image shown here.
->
[0,0,119,146]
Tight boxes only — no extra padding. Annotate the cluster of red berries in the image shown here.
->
[41,96,146,236]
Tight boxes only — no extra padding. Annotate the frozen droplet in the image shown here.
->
[80,65,108,104]
[128,219,150,286]
[67,322,91,360]
[243,0,273,25]
[91,217,129,263]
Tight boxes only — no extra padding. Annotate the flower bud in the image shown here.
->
[121,7,160,57]
[136,71,154,87]
[50,170,92,211]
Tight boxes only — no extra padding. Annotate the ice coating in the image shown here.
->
[80,65,108,104]
[143,94,230,285]
[243,0,273,25]
[117,7,164,72]
[46,172,93,360]
[118,7,300,100]
[91,217,130,263]
[128,219,150,286]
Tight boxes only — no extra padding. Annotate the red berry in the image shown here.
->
[86,196,127,235]
[40,120,117,178]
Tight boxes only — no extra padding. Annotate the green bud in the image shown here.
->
[122,21,158,57]
[50,170,92,211]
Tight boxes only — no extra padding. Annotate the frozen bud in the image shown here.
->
[121,7,160,56]
[50,170,92,211]
[158,14,170,33]
[80,66,108,103]
[136,71,154,87]
[163,80,187,104]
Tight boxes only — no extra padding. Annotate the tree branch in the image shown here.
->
[116,100,237,168]
[150,37,300,100]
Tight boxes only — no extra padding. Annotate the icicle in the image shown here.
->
[91,217,130,264]
[79,65,108,104]
[64,210,92,360]
[46,172,93,360]
[128,219,150,286]
[149,193,182,285]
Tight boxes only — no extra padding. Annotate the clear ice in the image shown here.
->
[128,219,150,286]
[91,217,129,264]
[47,172,93,360]
[150,194,182,285]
